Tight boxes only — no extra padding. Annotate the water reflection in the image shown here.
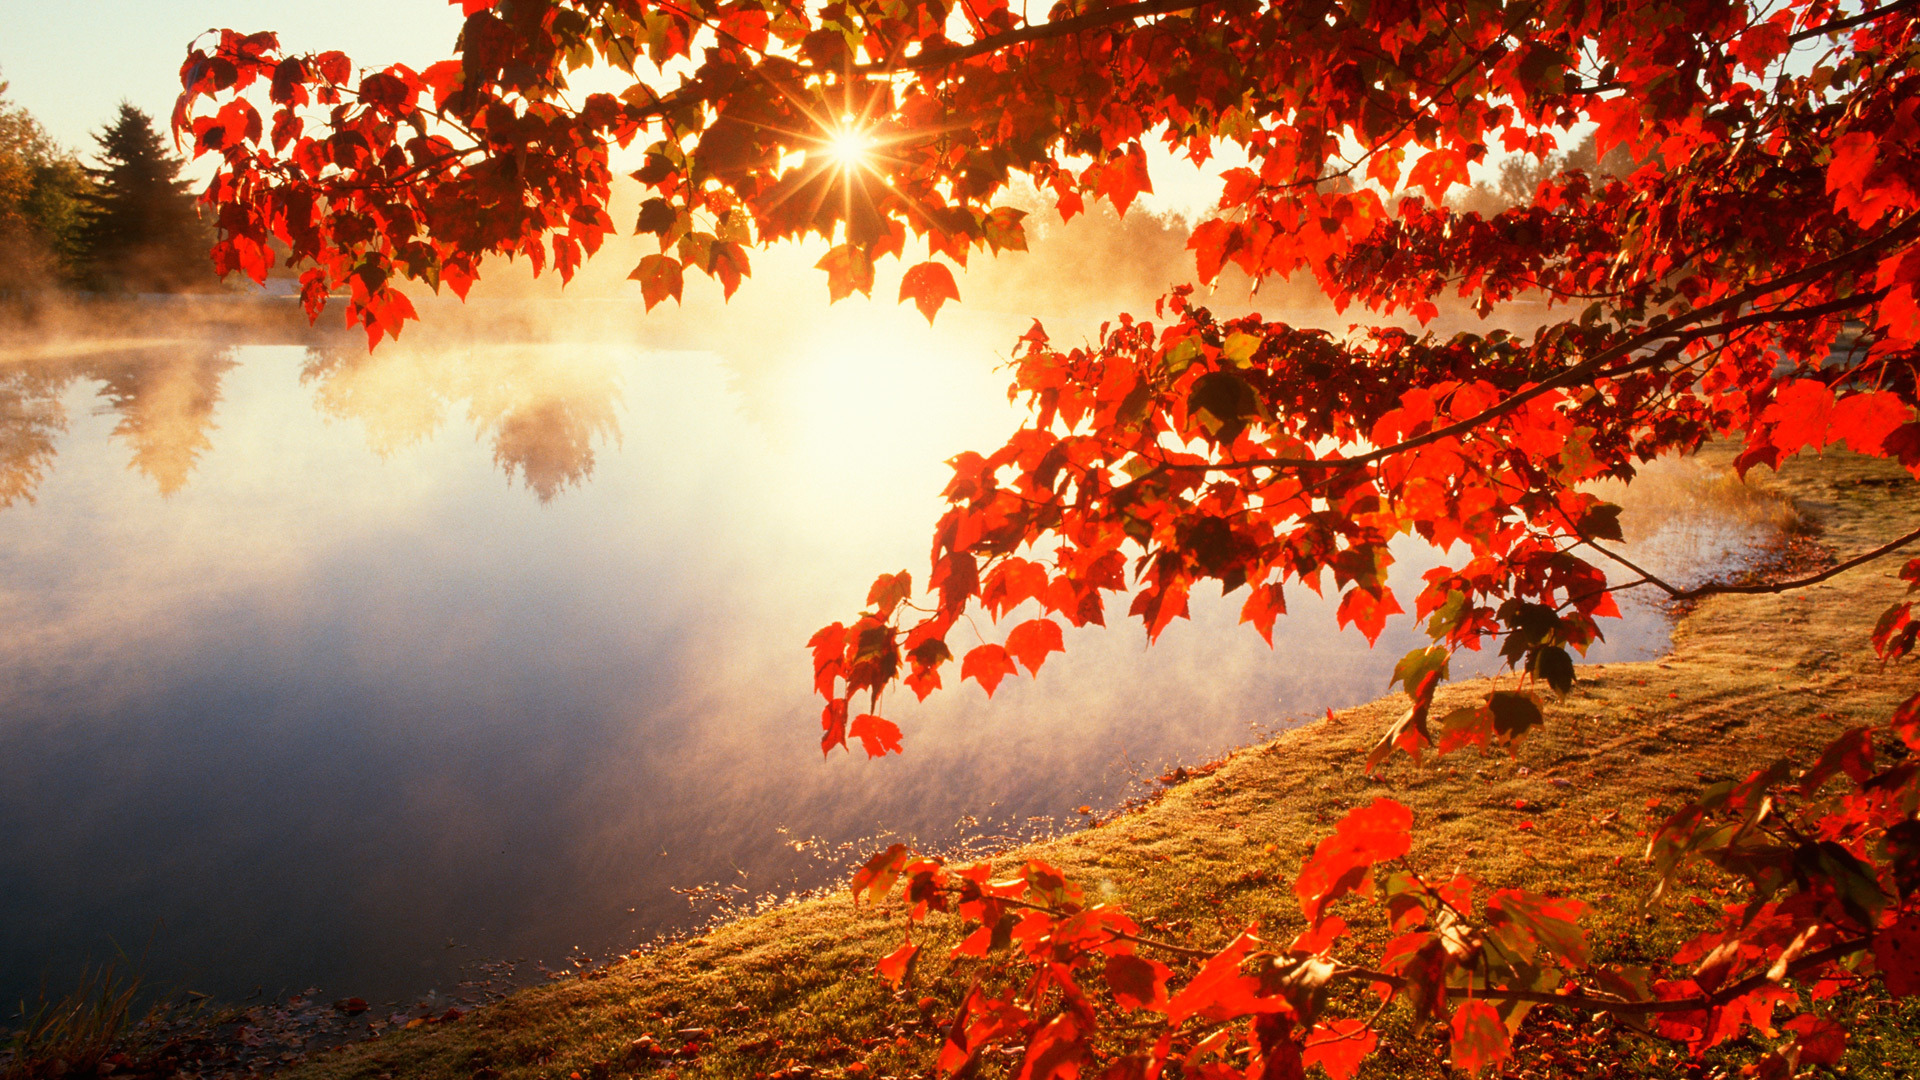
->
[95,348,237,496]
[0,362,66,507]
[301,345,622,502]
[0,343,235,504]
[0,330,1780,1015]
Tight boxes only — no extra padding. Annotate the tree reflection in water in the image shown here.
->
[0,341,625,506]
[301,344,622,502]
[0,343,236,503]
[0,360,69,507]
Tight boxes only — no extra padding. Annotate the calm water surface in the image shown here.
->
[0,308,1775,1009]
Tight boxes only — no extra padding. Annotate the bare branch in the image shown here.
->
[1671,523,1920,600]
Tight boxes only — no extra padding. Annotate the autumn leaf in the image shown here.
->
[1104,954,1172,1011]
[816,244,875,302]
[820,697,848,755]
[851,843,909,903]
[1336,586,1403,646]
[961,644,1018,696]
[848,713,904,758]
[1016,1013,1088,1080]
[1165,931,1289,1024]
[899,260,961,323]
[630,254,682,311]
[1449,999,1510,1076]
[1302,1019,1377,1080]
[866,570,912,617]
[1296,798,1413,923]
[1407,147,1469,203]
[1875,910,1920,998]
[877,938,918,987]
[1004,618,1065,675]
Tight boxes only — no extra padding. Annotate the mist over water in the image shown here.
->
[0,233,1784,1011]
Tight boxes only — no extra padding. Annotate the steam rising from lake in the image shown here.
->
[0,209,1779,1009]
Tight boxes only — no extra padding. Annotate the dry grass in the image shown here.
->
[235,448,1920,1080]
[2,963,145,1080]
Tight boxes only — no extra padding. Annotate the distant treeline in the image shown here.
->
[1,79,214,296]
[1451,133,1638,217]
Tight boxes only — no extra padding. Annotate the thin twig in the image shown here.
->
[1338,936,1868,1015]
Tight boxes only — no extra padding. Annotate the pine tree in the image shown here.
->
[79,103,212,294]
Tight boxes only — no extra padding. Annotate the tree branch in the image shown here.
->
[1789,0,1920,44]
[1670,523,1920,600]
[1340,936,1870,1015]
[1661,287,1890,348]
[1186,214,1920,475]
[846,0,1222,74]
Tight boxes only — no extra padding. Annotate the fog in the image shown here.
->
[0,201,1762,1011]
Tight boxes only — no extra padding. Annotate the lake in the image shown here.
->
[0,296,1780,1014]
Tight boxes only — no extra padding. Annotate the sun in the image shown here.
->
[824,123,877,170]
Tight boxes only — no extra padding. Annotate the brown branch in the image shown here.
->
[1574,522,1920,603]
[1340,936,1870,1015]
[1182,214,1920,475]
[1662,287,1891,348]
[1671,523,1920,600]
[842,0,1222,74]
[1789,0,1920,43]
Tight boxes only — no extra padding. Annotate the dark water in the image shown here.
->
[0,314,1775,1012]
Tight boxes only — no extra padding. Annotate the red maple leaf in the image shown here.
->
[1302,1019,1378,1080]
[962,644,1019,696]
[1296,799,1413,923]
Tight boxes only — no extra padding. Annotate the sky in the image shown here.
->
[0,2,466,154]
[0,0,1231,217]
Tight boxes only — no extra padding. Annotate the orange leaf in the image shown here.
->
[866,570,913,617]
[1104,954,1172,1012]
[877,939,918,987]
[1763,378,1836,453]
[1406,147,1468,204]
[820,698,848,755]
[1336,586,1403,645]
[898,260,961,324]
[1288,915,1348,956]
[1165,930,1291,1024]
[1449,999,1510,1076]
[1296,798,1413,923]
[1785,1015,1847,1065]
[1239,582,1286,645]
[851,843,909,902]
[961,644,1018,696]
[1875,909,1920,997]
[1015,1013,1088,1080]
[1004,618,1065,675]
[1302,1019,1378,1080]
[848,713,904,758]
[630,253,682,311]
[816,243,875,301]
[1831,391,1911,456]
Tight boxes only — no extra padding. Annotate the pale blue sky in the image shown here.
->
[0,2,464,156]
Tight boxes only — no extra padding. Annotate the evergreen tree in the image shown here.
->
[0,78,90,291]
[79,103,212,294]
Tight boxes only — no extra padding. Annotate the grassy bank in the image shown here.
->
[77,448,1920,1079]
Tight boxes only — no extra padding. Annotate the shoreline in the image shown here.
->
[11,445,1918,1080]
[253,447,1920,1080]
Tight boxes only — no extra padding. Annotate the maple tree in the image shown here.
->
[174,0,1920,1075]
